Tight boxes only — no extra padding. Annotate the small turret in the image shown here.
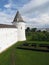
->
[12,11,26,41]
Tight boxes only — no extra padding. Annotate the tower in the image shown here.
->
[12,11,26,41]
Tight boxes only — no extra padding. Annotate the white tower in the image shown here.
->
[12,11,26,41]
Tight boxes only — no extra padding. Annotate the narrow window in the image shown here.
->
[21,27,22,29]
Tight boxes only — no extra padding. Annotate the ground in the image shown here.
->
[0,41,49,65]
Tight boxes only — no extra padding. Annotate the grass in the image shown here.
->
[0,41,49,65]
[26,41,49,44]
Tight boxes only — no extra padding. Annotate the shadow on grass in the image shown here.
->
[17,46,49,53]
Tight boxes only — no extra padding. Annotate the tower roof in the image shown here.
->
[13,11,24,22]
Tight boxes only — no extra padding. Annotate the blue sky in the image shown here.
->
[0,0,49,28]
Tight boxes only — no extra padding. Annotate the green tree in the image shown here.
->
[37,30,41,32]
[31,28,37,32]
[25,27,30,32]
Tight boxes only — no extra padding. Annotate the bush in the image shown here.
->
[22,43,29,46]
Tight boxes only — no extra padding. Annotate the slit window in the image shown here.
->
[21,27,22,29]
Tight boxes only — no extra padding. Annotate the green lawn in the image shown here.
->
[0,41,49,65]
[26,41,49,44]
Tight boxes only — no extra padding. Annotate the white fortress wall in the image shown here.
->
[0,28,18,53]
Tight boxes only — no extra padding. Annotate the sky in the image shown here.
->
[0,0,49,28]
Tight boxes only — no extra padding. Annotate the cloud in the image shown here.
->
[0,11,14,24]
[0,0,49,28]
[4,0,21,10]
[22,13,49,28]
[18,0,49,28]
[4,3,11,8]
[20,0,49,14]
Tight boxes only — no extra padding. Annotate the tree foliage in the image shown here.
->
[26,27,49,41]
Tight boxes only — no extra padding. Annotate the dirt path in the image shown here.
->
[11,49,16,65]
